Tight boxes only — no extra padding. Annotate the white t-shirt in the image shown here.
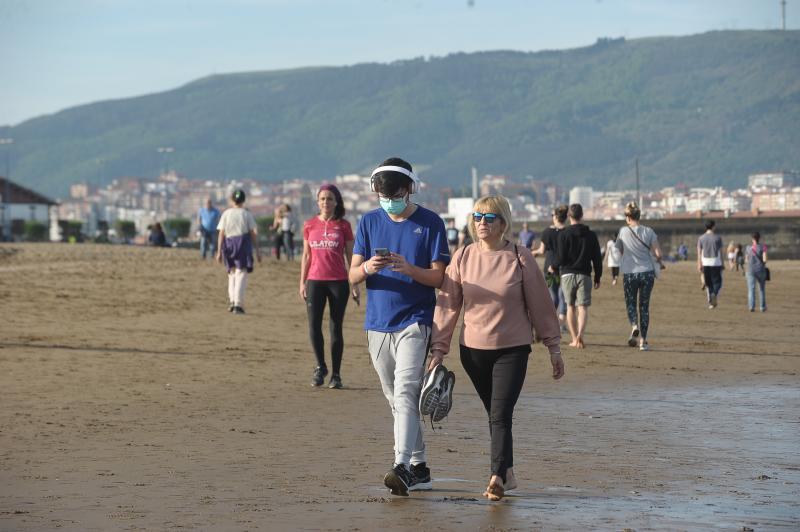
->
[605,239,621,267]
[217,207,257,238]
[280,212,295,232]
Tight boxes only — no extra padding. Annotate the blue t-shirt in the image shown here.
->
[354,205,450,332]
[199,207,221,232]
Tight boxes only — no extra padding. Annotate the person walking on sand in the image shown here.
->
[532,205,569,332]
[553,204,602,349]
[299,184,359,389]
[517,221,536,250]
[349,157,450,497]
[697,220,724,309]
[615,202,665,352]
[430,195,563,502]
[281,205,296,261]
[216,189,261,314]
[744,231,768,312]
[605,233,622,286]
[727,241,737,271]
[272,205,285,260]
[198,198,221,260]
[735,243,745,274]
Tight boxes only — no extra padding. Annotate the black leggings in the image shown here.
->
[305,280,349,375]
[460,344,530,483]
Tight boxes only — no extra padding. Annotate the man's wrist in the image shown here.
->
[363,262,372,276]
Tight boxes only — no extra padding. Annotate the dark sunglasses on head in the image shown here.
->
[472,212,500,223]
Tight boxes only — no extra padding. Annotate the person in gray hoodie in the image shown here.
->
[554,203,602,348]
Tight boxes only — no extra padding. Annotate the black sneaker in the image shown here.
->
[384,464,414,496]
[233,306,245,315]
[409,463,432,491]
[328,374,343,389]
[228,303,235,312]
[311,366,328,387]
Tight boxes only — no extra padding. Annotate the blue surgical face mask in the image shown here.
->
[379,196,408,215]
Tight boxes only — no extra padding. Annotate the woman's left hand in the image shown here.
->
[388,252,415,277]
[550,352,565,380]
[427,350,445,371]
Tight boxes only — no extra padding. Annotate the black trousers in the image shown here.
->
[703,266,723,300]
[460,344,530,483]
[305,280,350,375]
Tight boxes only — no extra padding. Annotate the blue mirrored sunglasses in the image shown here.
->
[472,212,500,223]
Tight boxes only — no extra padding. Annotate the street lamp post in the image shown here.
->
[0,138,13,241]
[157,146,175,176]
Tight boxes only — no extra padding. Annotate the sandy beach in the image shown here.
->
[1,243,798,531]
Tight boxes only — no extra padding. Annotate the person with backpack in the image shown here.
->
[744,231,768,312]
[348,157,450,497]
[430,195,563,502]
[614,202,664,351]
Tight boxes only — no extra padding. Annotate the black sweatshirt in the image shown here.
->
[554,223,603,282]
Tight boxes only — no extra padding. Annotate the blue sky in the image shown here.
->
[1,0,795,126]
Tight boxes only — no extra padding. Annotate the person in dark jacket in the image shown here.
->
[147,223,169,247]
[554,204,602,349]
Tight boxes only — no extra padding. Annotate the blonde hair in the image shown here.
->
[467,195,512,243]
[624,201,641,221]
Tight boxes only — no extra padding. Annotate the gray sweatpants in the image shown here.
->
[367,323,429,467]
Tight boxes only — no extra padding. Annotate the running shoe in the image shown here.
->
[409,463,432,491]
[233,306,245,315]
[639,342,650,352]
[384,464,415,496]
[311,366,328,387]
[328,374,343,389]
[228,303,235,312]
[419,364,455,423]
[627,326,640,347]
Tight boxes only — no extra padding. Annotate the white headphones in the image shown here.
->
[370,165,421,194]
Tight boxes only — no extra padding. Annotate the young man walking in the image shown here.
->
[198,198,221,259]
[697,219,724,309]
[349,157,450,496]
[554,203,602,349]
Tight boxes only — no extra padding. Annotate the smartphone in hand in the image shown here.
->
[374,247,390,257]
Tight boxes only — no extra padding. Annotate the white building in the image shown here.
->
[569,186,594,209]
[0,177,59,241]
[445,197,475,229]
[748,171,798,189]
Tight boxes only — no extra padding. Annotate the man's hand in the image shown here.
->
[364,255,391,274]
[593,280,601,289]
[389,252,416,277]
[427,350,445,371]
[351,285,360,306]
[551,352,565,380]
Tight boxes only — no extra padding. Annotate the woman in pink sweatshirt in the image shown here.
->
[430,195,564,501]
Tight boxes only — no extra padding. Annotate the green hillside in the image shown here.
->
[3,30,799,197]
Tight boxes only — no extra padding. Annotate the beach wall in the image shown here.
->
[527,216,800,260]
